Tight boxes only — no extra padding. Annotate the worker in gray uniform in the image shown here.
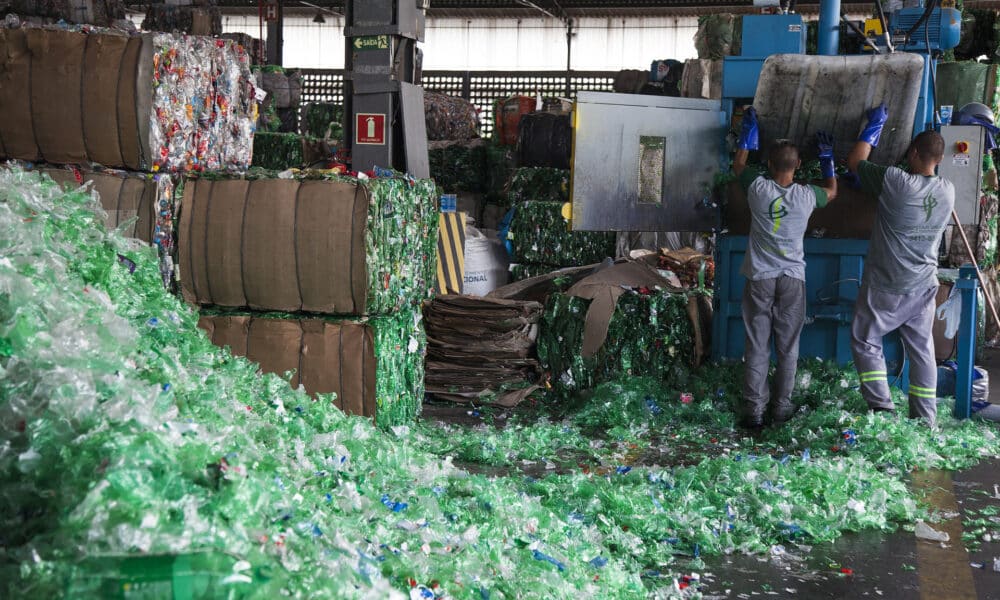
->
[847,104,955,426]
[734,107,838,429]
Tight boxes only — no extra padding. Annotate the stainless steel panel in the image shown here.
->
[400,82,430,179]
[939,125,985,226]
[570,92,726,232]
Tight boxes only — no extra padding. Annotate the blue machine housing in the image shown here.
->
[722,14,806,100]
[712,236,904,371]
[889,7,962,53]
[714,6,947,369]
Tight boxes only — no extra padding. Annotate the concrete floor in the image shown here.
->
[422,350,1000,599]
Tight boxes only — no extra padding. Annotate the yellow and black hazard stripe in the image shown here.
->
[435,212,466,295]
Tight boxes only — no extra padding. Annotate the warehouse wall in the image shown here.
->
[207,14,699,70]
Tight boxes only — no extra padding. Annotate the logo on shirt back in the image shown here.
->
[768,195,788,233]
[922,193,938,222]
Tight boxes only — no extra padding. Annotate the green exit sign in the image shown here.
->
[353,35,389,51]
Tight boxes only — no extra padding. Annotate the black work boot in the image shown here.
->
[769,402,795,427]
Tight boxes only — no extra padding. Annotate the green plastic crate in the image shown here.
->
[65,553,261,599]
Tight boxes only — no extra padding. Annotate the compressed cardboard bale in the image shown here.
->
[507,201,615,267]
[753,53,925,164]
[177,173,438,316]
[198,309,425,425]
[424,92,479,141]
[0,25,256,172]
[30,165,174,248]
[251,132,305,170]
[142,4,222,35]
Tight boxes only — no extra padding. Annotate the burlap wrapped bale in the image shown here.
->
[29,165,174,247]
[198,308,426,426]
[0,25,256,172]
[178,173,438,316]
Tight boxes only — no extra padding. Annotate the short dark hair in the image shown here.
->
[911,130,945,162]
[768,140,800,172]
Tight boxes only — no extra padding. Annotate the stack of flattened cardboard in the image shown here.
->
[423,295,543,407]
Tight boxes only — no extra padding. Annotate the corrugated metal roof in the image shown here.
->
[212,1,876,16]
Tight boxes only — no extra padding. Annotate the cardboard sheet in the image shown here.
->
[179,178,368,314]
[38,166,165,244]
[565,261,684,357]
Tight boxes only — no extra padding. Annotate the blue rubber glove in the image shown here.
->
[738,106,759,151]
[843,171,862,189]
[817,131,835,179]
[858,103,888,147]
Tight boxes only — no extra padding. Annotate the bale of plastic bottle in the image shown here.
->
[517,112,572,170]
[506,201,615,267]
[507,167,569,205]
[250,132,305,170]
[0,24,257,172]
[537,288,695,395]
[693,14,741,59]
[300,102,344,142]
[428,139,489,193]
[424,91,479,141]
[177,171,438,316]
[142,4,222,35]
[198,309,426,425]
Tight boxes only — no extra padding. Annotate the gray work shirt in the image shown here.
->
[738,168,828,282]
[858,161,955,294]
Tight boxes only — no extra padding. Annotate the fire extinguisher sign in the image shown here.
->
[355,113,386,145]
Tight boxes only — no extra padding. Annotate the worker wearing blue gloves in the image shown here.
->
[733,107,838,430]
[847,104,955,427]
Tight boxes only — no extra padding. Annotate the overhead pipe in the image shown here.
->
[817,0,841,55]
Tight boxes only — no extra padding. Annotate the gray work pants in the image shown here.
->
[851,283,938,426]
[742,276,806,421]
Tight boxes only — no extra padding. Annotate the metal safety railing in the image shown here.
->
[297,69,616,136]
